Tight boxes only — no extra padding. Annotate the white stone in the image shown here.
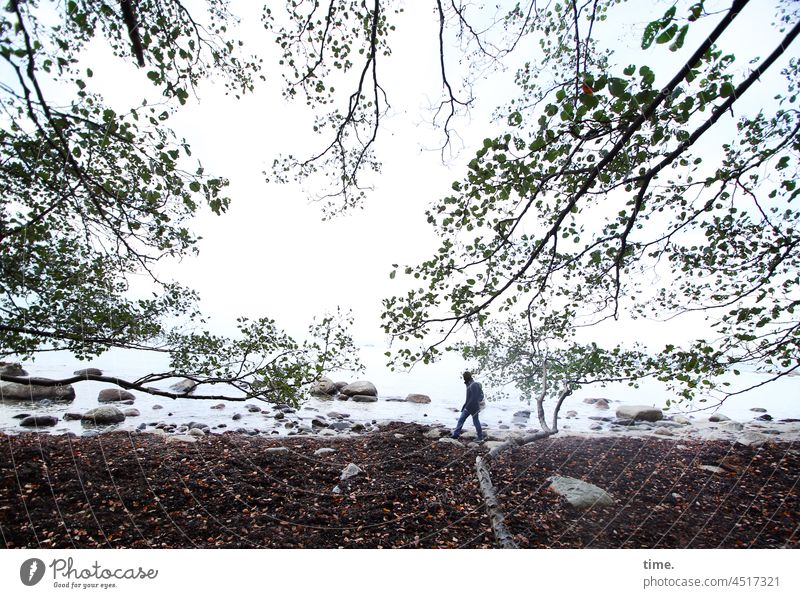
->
[698,465,726,474]
[340,463,363,481]
[166,435,197,444]
[548,476,614,509]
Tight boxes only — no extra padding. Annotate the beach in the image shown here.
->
[1,422,798,549]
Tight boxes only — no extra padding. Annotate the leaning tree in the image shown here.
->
[0,1,361,404]
[373,0,800,403]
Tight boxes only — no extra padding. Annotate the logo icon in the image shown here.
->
[20,558,46,586]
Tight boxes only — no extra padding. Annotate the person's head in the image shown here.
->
[462,371,473,385]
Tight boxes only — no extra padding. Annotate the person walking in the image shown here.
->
[451,371,484,441]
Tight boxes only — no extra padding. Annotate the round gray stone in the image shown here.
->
[82,406,125,424]
[19,415,59,427]
[98,388,136,403]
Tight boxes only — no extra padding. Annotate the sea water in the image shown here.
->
[1,346,797,436]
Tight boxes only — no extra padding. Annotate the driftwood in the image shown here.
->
[474,430,557,548]
[474,359,572,548]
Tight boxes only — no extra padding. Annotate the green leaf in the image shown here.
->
[608,78,627,97]
[719,81,735,98]
[656,23,678,45]
[670,25,689,51]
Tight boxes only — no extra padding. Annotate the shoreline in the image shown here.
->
[3,411,800,447]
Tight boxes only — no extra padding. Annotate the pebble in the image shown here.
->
[340,463,363,481]
[167,435,197,444]
[438,437,462,447]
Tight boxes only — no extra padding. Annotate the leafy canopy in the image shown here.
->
[0,0,358,403]
[375,0,800,403]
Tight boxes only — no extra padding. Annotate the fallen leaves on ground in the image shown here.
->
[0,424,796,548]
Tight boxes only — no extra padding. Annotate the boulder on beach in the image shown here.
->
[548,475,614,509]
[74,368,103,377]
[19,415,59,428]
[341,381,378,397]
[311,377,338,396]
[709,413,730,422]
[170,378,197,395]
[351,395,378,403]
[82,406,125,425]
[615,405,663,422]
[406,393,431,404]
[0,379,76,402]
[1,362,29,377]
[583,398,609,406]
[98,388,136,403]
[736,431,770,448]
[718,420,744,432]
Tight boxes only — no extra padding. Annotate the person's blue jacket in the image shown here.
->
[461,381,484,415]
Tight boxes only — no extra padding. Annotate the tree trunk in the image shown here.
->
[474,382,571,548]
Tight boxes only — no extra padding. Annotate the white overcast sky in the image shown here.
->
[79,0,793,356]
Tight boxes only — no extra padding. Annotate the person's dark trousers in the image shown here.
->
[452,409,483,440]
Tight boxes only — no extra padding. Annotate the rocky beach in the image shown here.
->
[1,423,798,549]
[2,360,799,549]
